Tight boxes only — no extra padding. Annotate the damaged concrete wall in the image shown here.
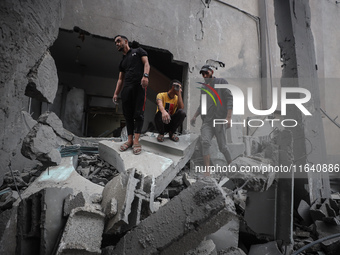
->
[60,0,262,133]
[0,0,65,185]
[309,0,340,163]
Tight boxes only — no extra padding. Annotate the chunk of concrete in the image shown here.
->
[111,179,237,255]
[38,111,64,137]
[14,157,104,206]
[248,241,283,255]
[56,205,105,255]
[25,51,58,104]
[185,239,217,255]
[21,123,62,166]
[101,168,155,235]
[101,169,139,234]
[99,133,198,197]
[63,192,86,217]
[297,199,312,225]
[16,187,73,255]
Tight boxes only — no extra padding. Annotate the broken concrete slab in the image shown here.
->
[56,205,105,255]
[63,192,86,217]
[185,239,217,255]
[25,50,58,104]
[21,123,62,166]
[99,140,173,175]
[38,111,64,137]
[298,199,313,226]
[101,168,139,235]
[14,157,103,206]
[248,241,283,255]
[207,217,239,252]
[111,179,237,255]
[16,187,73,255]
[99,133,198,197]
[101,168,155,235]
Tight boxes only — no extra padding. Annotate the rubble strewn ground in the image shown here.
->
[0,112,338,254]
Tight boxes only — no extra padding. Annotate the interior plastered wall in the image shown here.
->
[60,0,262,135]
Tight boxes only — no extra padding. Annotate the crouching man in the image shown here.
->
[154,80,186,142]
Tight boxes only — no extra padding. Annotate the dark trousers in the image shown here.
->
[121,85,146,135]
[154,109,186,135]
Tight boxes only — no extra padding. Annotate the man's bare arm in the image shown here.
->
[113,72,125,102]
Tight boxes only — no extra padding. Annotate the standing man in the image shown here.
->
[190,65,233,176]
[113,35,150,155]
[154,80,186,142]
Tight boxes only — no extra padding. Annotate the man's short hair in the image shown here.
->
[114,35,128,41]
[169,79,182,89]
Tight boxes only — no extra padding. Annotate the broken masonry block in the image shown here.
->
[16,187,73,255]
[63,192,86,217]
[21,123,62,166]
[56,205,105,255]
[297,199,313,226]
[111,179,237,255]
[184,239,217,255]
[37,111,64,137]
[101,168,155,235]
[25,51,58,104]
[101,168,138,235]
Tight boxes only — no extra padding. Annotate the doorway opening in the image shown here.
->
[49,27,187,137]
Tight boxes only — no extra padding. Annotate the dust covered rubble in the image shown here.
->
[0,111,299,254]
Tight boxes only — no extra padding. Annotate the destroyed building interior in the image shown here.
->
[1,0,340,254]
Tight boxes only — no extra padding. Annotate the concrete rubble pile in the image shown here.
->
[293,197,340,255]
[1,111,332,254]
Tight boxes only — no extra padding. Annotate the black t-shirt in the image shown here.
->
[119,47,148,86]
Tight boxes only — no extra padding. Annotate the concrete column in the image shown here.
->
[273,0,330,204]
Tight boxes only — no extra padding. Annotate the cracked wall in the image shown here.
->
[0,0,65,186]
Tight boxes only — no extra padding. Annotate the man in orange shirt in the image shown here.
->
[154,80,186,142]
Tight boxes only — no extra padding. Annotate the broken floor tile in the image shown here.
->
[111,179,237,255]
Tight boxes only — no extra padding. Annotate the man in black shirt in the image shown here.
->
[191,65,233,176]
[113,35,150,155]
